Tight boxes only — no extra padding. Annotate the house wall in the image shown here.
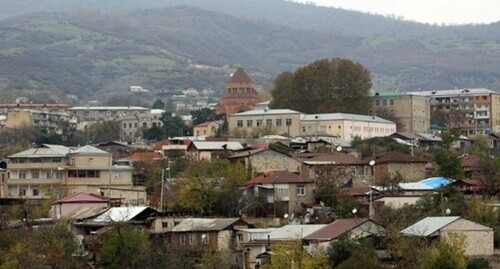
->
[228,112,302,137]
[0,170,8,198]
[377,196,421,209]
[440,218,494,256]
[218,230,234,251]
[53,202,108,219]
[171,231,219,251]
[384,163,425,182]
[300,119,396,142]
[246,150,302,173]
[288,183,315,214]
[492,93,500,133]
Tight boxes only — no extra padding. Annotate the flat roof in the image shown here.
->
[301,113,394,124]
[230,109,302,116]
[408,88,496,97]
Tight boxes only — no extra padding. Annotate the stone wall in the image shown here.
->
[440,218,494,256]
[386,163,426,182]
[249,151,302,173]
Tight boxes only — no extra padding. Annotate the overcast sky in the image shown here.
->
[294,0,500,25]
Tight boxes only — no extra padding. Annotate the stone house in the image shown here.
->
[401,216,494,256]
[243,170,315,216]
[97,141,135,160]
[228,147,302,173]
[369,151,427,182]
[304,218,385,249]
[51,192,109,220]
[187,141,246,161]
[165,218,249,252]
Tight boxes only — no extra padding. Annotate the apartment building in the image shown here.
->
[409,88,500,135]
[7,110,76,134]
[68,106,164,141]
[369,92,430,133]
[228,109,302,137]
[6,144,146,205]
[301,113,396,142]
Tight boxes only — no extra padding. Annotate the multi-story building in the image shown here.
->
[5,144,146,205]
[193,120,224,137]
[228,109,302,137]
[369,92,430,133]
[0,104,70,115]
[214,67,262,115]
[300,113,396,142]
[68,106,164,141]
[409,88,500,135]
[7,110,76,134]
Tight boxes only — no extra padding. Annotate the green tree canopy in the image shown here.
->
[152,99,165,109]
[270,58,372,114]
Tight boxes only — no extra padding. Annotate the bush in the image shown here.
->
[467,257,490,269]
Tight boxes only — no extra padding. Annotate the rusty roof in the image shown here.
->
[245,170,312,186]
[228,67,253,84]
[303,152,362,165]
[304,218,370,241]
[371,151,426,164]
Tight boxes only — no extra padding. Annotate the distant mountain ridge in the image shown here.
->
[0,1,498,101]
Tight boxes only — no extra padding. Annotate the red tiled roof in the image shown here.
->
[305,152,362,165]
[460,155,481,168]
[245,170,312,186]
[372,151,426,164]
[228,68,253,84]
[153,139,170,150]
[53,192,109,204]
[123,151,163,160]
[304,218,370,241]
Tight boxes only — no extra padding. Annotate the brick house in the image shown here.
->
[402,216,494,256]
[243,170,314,216]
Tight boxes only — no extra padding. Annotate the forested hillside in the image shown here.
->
[0,1,498,102]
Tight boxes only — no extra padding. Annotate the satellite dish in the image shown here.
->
[336,146,342,152]
[284,213,289,219]
[445,208,451,215]
[369,160,375,166]
[352,208,357,214]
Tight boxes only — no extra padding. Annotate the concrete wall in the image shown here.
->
[228,112,302,137]
[440,218,494,256]
[384,163,426,182]
[288,183,315,214]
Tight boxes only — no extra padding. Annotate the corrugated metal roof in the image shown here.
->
[8,144,70,158]
[269,224,326,240]
[72,145,109,155]
[230,109,301,116]
[304,218,370,241]
[92,206,150,222]
[172,218,241,232]
[192,141,244,151]
[301,113,394,124]
[401,216,460,237]
[69,106,149,110]
[408,88,496,97]
[64,206,108,220]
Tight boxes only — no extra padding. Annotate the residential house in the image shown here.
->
[165,218,249,252]
[300,152,370,187]
[97,141,135,160]
[51,192,109,220]
[214,67,262,115]
[460,155,482,177]
[187,141,245,161]
[243,170,315,216]
[0,168,7,198]
[300,113,396,142]
[228,109,302,137]
[451,178,486,194]
[370,151,427,182]
[6,144,146,205]
[369,92,430,133]
[304,218,384,249]
[408,88,500,135]
[401,216,494,256]
[228,147,302,173]
[193,120,224,137]
[240,224,325,269]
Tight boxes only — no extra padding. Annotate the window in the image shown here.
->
[256,120,263,127]
[382,100,387,106]
[32,189,39,196]
[123,123,127,128]
[237,233,244,242]
[351,167,356,176]
[266,119,272,126]
[302,126,305,132]
[19,171,27,179]
[247,120,253,127]
[375,100,380,106]
[286,119,292,126]
[296,185,306,196]
[180,234,187,245]
[19,189,26,197]
[32,172,40,179]
[389,99,394,105]
[189,233,197,245]
[202,233,209,245]
[237,120,243,127]
[276,119,282,126]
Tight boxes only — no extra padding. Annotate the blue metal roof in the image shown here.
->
[420,177,452,188]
